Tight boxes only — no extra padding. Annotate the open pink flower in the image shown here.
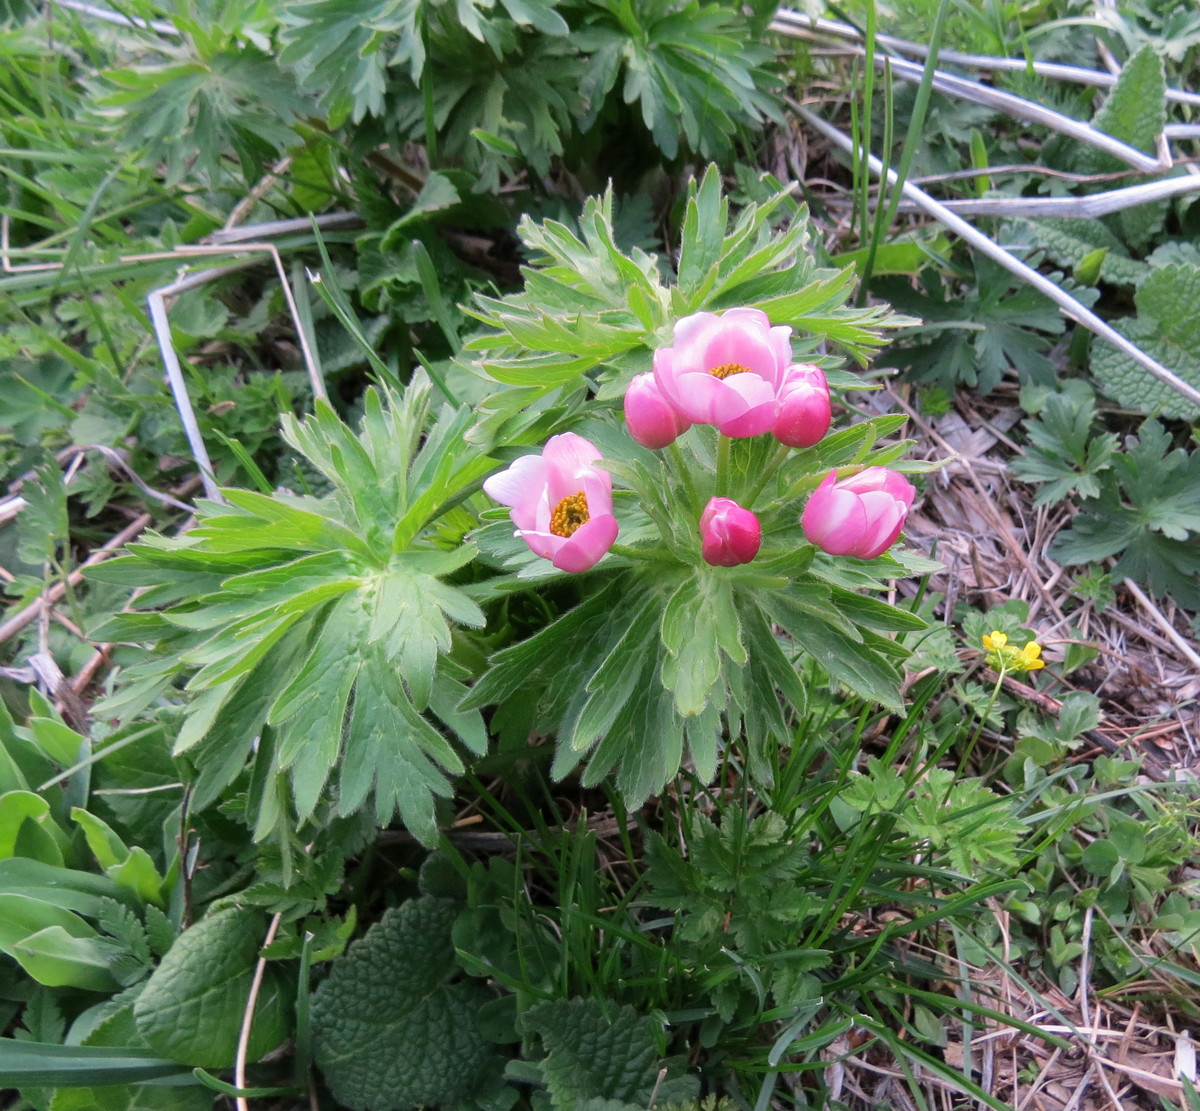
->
[699,497,761,567]
[483,433,619,573]
[624,372,691,449]
[801,468,915,560]
[653,308,793,438]
[772,364,832,449]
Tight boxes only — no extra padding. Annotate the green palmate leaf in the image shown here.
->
[91,379,495,845]
[279,0,424,123]
[660,580,722,717]
[1011,384,1118,506]
[133,907,291,1069]
[522,998,698,1111]
[643,810,816,951]
[1050,420,1200,605]
[100,48,307,187]
[770,588,905,712]
[312,897,496,1111]
[575,0,777,161]
[877,255,1065,394]
[463,168,909,442]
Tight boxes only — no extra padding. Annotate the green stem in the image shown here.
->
[779,463,865,507]
[715,433,731,498]
[667,440,699,513]
[743,443,792,508]
[941,669,1005,807]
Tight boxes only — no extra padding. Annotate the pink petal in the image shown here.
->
[768,326,795,373]
[552,515,619,573]
[581,468,614,518]
[657,370,730,425]
[700,323,786,381]
[542,434,600,482]
[484,455,549,529]
[671,311,723,351]
[803,486,867,554]
[516,528,565,561]
[717,399,777,438]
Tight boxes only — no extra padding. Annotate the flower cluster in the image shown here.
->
[982,631,1046,674]
[485,308,915,573]
[626,308,831,448]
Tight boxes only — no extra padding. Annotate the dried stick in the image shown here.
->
[49,0,178,34]
[929,174,1200,218]
[771,10,1200,108]
[795,103,1200,412]
[1122,580,1200,671]
[779,32,1166,172]
[0,513,150,647]
[235,912,283,1111]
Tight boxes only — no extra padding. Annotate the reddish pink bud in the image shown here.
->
[699,496,762,567]
[772,364,831,448]
[801,467,916,560]
[624,372,691,449]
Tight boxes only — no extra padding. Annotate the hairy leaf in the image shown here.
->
[523,997,697,1111]
[133,907,290,1068]
[311,897,495,1111]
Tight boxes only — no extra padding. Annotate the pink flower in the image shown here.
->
[624,372,692,449]
[699,497,762,567]
[772,364,832,449]
[483,433,619,573]
[801,468,916,560]
[653,308,793,438]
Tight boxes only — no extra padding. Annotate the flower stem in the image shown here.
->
[780,463,864,506]
[716,433,731,497]
[743,443,792,508]
[941,668,1005,807]
[668,440,699,512]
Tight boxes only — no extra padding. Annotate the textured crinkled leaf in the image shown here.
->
[133,907,291,1068]
[1090,267,1200,418]
[311,897,493,1111]
[523,997,697,1110]
[1090,44,1166,159]
[1003,218,1147,286]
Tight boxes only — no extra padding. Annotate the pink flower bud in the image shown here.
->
[772,364,831,449]
[801,467,915,560]
[624,373,691,449]
[699,497,762,567]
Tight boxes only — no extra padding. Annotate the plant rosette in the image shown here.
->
[470,304,934,806]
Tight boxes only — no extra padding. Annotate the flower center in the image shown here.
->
[550,491,590,537]
[710,362,752,380]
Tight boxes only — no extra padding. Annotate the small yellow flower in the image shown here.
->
[981,631,1008,652]
[1015,641,1045,671]
[982,629,1046,673]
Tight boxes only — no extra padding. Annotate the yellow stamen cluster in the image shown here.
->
[982,630,1045,673]
[710,362,751,380]
[550,491,590,537]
